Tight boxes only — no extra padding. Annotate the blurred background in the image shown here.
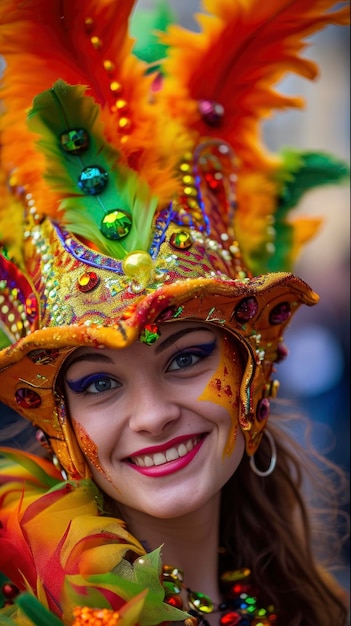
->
[1,0,350,588]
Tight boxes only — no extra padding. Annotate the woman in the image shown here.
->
[0,0,349,625]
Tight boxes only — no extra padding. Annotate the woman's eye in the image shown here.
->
[85,377,119,394]
[167,352,202,371]
[66,374,120,394]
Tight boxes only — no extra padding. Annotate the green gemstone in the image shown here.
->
[188,591,214,614]
[170,230,192,250]
[139,324,160,345]
[78,166,108,195]
[60,128,89,154]
[100,210,132,240]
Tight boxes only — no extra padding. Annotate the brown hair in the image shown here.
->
[220,411,349,625]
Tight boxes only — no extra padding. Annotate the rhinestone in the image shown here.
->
[269,302,291,325]
[233,297,258,324]
[110,81,123,94]
[77,271,100,292]
[60,129,89,154]
[139,324,160,345]
[100,210,132,240]
[170,231,192,250]
[15,388,42,409]
[78,166,108,195]
[25,294,38,321]
[1,583,19,601]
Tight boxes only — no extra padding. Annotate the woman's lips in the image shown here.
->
[125,433,206,477]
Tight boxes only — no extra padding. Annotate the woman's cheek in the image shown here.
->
[198,336,242,457]
[72,418,110,479]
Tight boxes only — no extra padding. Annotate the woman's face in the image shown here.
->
[63,323,245,519]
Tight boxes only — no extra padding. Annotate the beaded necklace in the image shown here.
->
[162,566,278,626]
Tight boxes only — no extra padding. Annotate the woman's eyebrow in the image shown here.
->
[66,352,114,370]
[154,327,212,354]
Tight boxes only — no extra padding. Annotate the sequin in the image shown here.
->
[198,99,225,126]
[170,231,193,250]
[60,129,89,154]
[188,591,214,614]
[140,324,160,345]
[100,210,132,240]
[78,166,108,195]
[77,271,100,292]
[233,297,258,324]
[256,398,270,422]
[269,302,291,325]
[15,388,42,409]
[221,569,251,583]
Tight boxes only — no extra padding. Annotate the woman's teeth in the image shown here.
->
[130,437,200,468]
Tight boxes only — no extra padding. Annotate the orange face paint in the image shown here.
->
[198,334,243,457]
[72,418,110,481]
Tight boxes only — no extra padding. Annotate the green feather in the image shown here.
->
[27,80,157,259]
[131,0,175,68]
[15,593,63,626]
[277,149,350,211]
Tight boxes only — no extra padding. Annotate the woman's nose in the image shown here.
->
[128,381,181,435]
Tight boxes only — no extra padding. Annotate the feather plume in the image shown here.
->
[0,0,183,214]
[28,81,158,258]
[158,0,350,168]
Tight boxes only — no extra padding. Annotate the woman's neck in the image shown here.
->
[117,491,222,603]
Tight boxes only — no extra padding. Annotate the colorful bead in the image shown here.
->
[60,129,89,154]
[256,398,270,422]
[221,569,251,583]
[15,388,42,409]
[78,166,108,195]
[25,293,38,321]
[163,565,184,582]
[100,210,132,240]
[170,231,193,250]
[77,271,100,292]
[139,324,160,345]
[188,590,214,614]
[1,582,19,601]
[233,297,258,324]
[269,302,291,325]
[198,99,225,126]
[220,611,242,626]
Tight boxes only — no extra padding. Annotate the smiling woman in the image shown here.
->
[0,1,349,625]
[62,325,246,518]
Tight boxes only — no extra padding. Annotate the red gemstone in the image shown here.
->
[233,297,258,324]
[165,596,183,609]
[269,302,291,325]
[15,388,42,409]
[77,271,100,292]
[220,611,241,626]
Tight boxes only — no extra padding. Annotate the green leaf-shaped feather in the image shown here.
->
[28,80,158,259]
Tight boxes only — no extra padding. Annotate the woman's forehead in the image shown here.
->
[63,322,222,370]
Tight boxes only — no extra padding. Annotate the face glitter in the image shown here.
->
[198,334,243,457]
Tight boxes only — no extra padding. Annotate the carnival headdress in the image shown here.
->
[0,0,349,478]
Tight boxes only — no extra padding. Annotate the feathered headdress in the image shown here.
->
[0,0,349,473]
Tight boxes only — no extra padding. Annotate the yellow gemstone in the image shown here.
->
[110,81,123,94]
[103,59,115,73]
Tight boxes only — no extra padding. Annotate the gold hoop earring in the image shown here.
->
[249,430,277,477]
